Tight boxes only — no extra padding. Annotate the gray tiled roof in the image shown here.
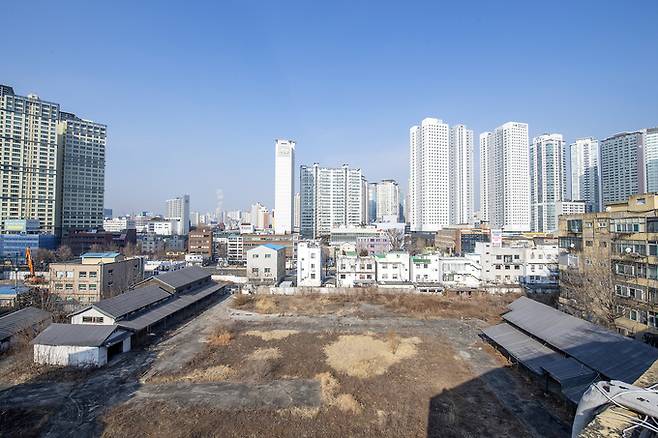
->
[503,296,658,383]
[0,307,51,341]
[91,285,171,319]
[117,283,224,331]
[32,323,128,347]
[151,266,210,290]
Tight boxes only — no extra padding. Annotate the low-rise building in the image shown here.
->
[49,252,144,303]
[188,226,213,260]
[374,251,410,283]
[138,233,166,254]
[330,225,381,248]
[246,244,286,285]
[146,220,175,236]
[62,229,137,255]
[410,253,481,287]
[103,217,136,233]
[356,236,391,255]
[336,252,376,287]
[0,307,51,352]
[297,241,324,286]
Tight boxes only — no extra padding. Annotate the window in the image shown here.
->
[630,309,639,321]
[79,272,87,278]
[89,272,97,278]
[340,274,346,279]
[66,271,74,278]
[264,268,271,273]
[82,316,104,323]
[648,218,658,233]
[649,242,658,256]
[79,284,87,290]
[252,254,259,258]
[65,284,73,290]
[89,284,97,290]
[568,219,583,233]
[649,311,658,328]
[264,254,271,258]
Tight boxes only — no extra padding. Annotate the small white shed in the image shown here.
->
[32,323,131,367]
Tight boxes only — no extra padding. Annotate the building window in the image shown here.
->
[89,272,97,278]
[82,316,104,323]
[79,272,87,278]
[265,254,271,258]
[251,268,259,274]
[89,284,97,290]
[79,284,87,290]
[630,309,639,322]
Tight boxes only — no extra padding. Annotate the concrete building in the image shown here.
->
[138,233,165,254]
[0,233,56,264]
[146,220,175,236]
[600,131,645,206]
[293,192,301,233]
[103,217,136,233]
[300,164,366,238]
[356,235,392,255]
[296,241,324,287]
[557,193,658,340]
[226,234,244,264]
[570,137,601,212]
[374,180,400,222]
[556,201,586,218]
[49,252,143,303]
[449,124,474,225]
[336,252,376,287]
[188,226,213,260]
[410,253,481,288]
[62,229,137,256]
[645,127,658,193]
[165,195,190,235]
[367,182,378,223]
[435,226,491,255]
[482,122,531,231]
[250,202,271,230]
[0,307,51,352]
[247,244,286,285]
[409,118,450,231]
[274,139,295,234]
[479,132,491,222]
[530,133,567,233]
[374,252,410,283]
[58,112,107,235]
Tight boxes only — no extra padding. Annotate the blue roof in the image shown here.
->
[81,252,121,258]
[261,244,285,251]
[0,285,28,295]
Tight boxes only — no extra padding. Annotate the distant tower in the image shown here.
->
[215,188,224,222]
[274,139,295,234]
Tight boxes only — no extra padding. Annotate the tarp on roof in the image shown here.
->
[152,266,210,290]
[0,307,50,340]
[88,285,171,319]
[32,323,128,347]
[483,323,563,375]
[117,283,224,331]
[503,297,658,382]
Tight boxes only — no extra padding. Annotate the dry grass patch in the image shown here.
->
[315,371,362,415]
[149,365,235,384]
[245,329,299,341]
[207,326,233,346]
[324,334,420,378]
[248,347,282,361]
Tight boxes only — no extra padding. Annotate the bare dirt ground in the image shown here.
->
[0,292,571,437]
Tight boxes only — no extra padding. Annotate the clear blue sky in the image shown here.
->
[4,0,658,215]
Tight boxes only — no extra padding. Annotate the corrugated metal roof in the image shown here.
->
[541,357,598,385]
[261,243,285,251]
[91,285,171,319]
[152,266,211,290]
[503,297,658,382]
[483,323,563,375]
[32,323,128,347]
[0,307,51,340]
[117,283,224,331]
[81,252,121,258]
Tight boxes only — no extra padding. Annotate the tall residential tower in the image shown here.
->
[529,133,567,232]
[570,137,601,212]
[274,139,295,234]
[600,131,645,206]
[449,124,474,225]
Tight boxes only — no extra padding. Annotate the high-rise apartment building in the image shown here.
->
[274,139,295,234]
[0,85,106,237]
[449,124,474,225]
[367,182,378,223]
[250,202,270,230]
[600,131,645,206]
[479,132,491,223]
[300,164,366,238]
[374,180,400,222]
[59,112,107,234]
[165,195,190,235]
[293,192,301,232]
[0,86,61,234]
[645,128,658,193]
[570,137,601,212]
[409,118,450,231]
[482,122,530,231]
[530,133,567,232]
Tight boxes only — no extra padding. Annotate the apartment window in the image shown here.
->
[251,268,259,274]
[568,219,583,233]
[65,284,73,290]
[264,254,271,258]
[629,309,639,322]
[649,242,658,256]
[648,218,658,233]
[89,272,97,278]
[79,284,87,290]
[340,274,346,279]
[252,254,259,258]
[79,272,87,278]
[264,268,271,273]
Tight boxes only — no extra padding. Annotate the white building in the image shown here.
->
[570,137,601,212]
[250,202,270,230]
[475,239,558,287]
[103,217,136,233]
[246,244,286,285]
[479,132,491,223]
[374,180,400,222]
[300,164,366,239]
[146,220,175,236]
[165,195,190,235]
[410,253,481,288]
[293,192,301,232]
[530,133,567,233]
[190,211,200,227]
[336,252,376,287]
[374,252,410,283]
[556,201,586,217]
[409,118,450,231]
[482,122,530,231]
[450,124,474,225]
[274,139,295,234]
[644,127,658,193]
[296,241,323,287]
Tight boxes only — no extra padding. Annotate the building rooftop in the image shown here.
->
[260,244,285,251]
[151,266,210,291]
[32,323,128,347]
[0,307,51,341]
[81,252,121,258]
[71,285,172,320]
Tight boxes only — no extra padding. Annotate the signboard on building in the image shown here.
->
[491,229,503,247]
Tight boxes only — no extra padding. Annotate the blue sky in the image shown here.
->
[4,0,658,215]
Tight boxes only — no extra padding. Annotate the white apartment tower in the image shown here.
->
[570,137,601,212]
[293,192,301,232]
[645,128,658,193]
[374,180,400,222]
[482,122,530,231]
[530,133,567,232]
[59,112,107,234]
[600,131,645,206]
[165,195,190,235]
[274,139,295,234]
[409,118,450,231]
[479,132,492,222]
[449,124,474,225]
[300,164,366,238]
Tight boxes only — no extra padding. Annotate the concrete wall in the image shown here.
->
[34,344,106,367]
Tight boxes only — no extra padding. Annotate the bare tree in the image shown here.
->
[33,249,56,270]
[560,250,618,328]
[385,229,404,251]
[55,245,73,261]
